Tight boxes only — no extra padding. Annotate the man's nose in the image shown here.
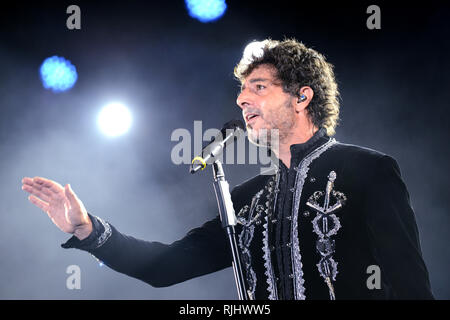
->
[236,89,250,110]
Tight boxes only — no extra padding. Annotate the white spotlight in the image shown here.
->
[97,102,133,137]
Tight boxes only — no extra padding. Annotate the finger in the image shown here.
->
[31,182,54,197]
[22,181,54,198]
[33,177,63,194]
[28,195,49,212]
[36,185,54,197]
[22,177,34,186]
[22,178,53,197]
[64,184,81,210]
[22,185,51,203]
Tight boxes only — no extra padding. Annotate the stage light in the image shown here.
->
[185,0,227,23]
[97,102,133,137]
[39,56,78,92]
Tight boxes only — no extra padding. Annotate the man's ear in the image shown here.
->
[295,86,314,113]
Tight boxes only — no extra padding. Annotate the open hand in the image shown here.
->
[21,177,93,240]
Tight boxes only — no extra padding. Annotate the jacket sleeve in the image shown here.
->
[61,213,232,287]
[364,155,434,299]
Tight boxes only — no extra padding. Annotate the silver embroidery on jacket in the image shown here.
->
[262,173,280,300]
[290,138,338,300]
[237,189,264,299]
[95,216,112,249]
[307,170,347,300]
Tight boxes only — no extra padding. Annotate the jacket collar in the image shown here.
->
[273,127,329,170]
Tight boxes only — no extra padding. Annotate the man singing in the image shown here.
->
[21,39,434,300]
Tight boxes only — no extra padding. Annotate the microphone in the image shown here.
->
[190,119,245,174]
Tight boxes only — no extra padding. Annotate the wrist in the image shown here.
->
[74,222,93,240]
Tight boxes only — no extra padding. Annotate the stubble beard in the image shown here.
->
[247,98,296,152]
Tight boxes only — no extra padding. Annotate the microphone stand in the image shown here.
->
[212,160,249,300]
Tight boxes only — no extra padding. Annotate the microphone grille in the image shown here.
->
[222,119,245,132]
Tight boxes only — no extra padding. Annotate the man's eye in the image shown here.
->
[256,84,265,90]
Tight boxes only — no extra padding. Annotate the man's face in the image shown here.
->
[236,64,296,147]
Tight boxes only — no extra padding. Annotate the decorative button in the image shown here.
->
[289,273,294,279]
[303,211,310,217]
[286,215,292,221]
[310,177,316,183]
[286,242,292,248]
[289,187,296,193]
[270,245,275,251]
[271,219,278,224]
[328,171,336,182]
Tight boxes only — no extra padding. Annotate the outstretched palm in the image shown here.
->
[22,177,91,235]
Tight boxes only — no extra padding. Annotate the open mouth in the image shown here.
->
[245,113,260,123]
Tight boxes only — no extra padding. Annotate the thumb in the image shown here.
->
[65,184,80,208]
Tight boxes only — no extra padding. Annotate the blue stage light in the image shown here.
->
[185,0,227,23]
[39,56,78,92]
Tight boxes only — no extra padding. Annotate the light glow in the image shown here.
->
[97,102,133,137]
[185,0,227,23]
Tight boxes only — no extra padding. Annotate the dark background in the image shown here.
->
[0,0,449,299]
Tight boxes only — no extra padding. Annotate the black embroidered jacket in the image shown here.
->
[62,128,434,299]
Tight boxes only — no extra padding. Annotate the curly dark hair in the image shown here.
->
[234,39,340,136]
